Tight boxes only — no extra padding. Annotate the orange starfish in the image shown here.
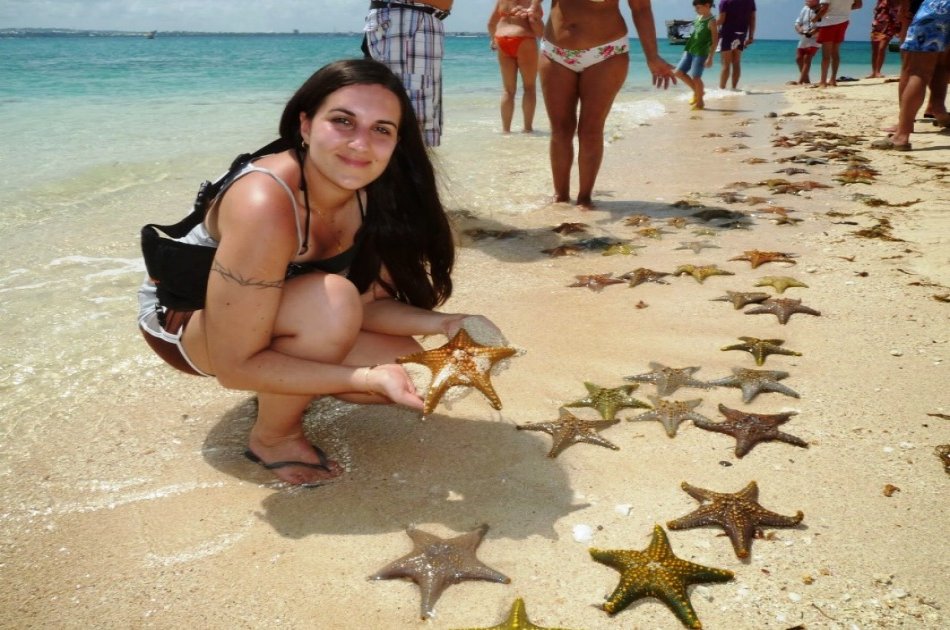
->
[728,250,798,268]
[397,329,517,416]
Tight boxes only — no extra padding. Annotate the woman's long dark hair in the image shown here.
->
[278,58,454,310]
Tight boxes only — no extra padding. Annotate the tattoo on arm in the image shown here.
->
[211,260,285,290]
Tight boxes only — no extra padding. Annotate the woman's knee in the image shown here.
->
[274,274,363,356]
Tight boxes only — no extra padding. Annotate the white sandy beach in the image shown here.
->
[1,79,947,629]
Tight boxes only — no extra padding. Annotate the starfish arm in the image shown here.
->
[666,505,723,530]
[762,382,801,399]
[775,431,810,449]
[754,507,805,528]
[681,481,717,502]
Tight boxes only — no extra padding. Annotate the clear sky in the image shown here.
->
[2,0,874,41]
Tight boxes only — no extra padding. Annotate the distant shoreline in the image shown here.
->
[0,27,798,42]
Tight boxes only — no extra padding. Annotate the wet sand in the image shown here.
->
[1,79,947,629]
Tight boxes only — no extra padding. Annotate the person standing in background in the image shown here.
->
[527,0,676,208]
[814,0,864,87]
[363,1,454,147]
[488,0,544,133]
[716,0,756,90]
[868,0,902,77]
[675,0,719,110]
[793,0,821,84]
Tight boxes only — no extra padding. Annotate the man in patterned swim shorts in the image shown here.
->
[363,1,453,147]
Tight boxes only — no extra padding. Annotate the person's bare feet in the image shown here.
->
[575,196,595,209]
[247,431,343,486]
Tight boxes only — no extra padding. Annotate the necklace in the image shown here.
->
[298,162,346,255]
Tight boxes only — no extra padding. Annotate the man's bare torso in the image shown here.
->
[545,0,628,49]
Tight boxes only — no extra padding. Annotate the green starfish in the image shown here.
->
[707,367,800,403]
[564,382,651,421]
[720,336,803,366]
[754,275,810,293]
[602,242,647,256]
[667,481,804,559]
[630,395,709,437]
[452,598,576,630]
[516,407,620,458]
[589,524,734,628]
[711,291,771,309]
[673,264,735,283]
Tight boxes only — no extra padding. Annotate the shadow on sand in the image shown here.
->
[201,397,583,541]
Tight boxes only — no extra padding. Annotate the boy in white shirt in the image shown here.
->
[794,0,820,84]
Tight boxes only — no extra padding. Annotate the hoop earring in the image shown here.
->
[301,138,309,151]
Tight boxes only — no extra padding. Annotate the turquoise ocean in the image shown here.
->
[0,34,897,432]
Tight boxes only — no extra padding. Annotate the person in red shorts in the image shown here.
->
[815,0,864,87]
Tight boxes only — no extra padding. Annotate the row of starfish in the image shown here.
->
[386,190,825,626]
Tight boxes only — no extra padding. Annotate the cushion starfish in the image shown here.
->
[630,395,710,437]
[693,403,809,458]
[602,242,646,256]
[370,524,510,620]
[711,291,771,309]
[745,297,821,325]
[516,407,620,458]
[673,264,735,283]
[567,273,625,292]
[541,244,582,258]
[624,362,711,397]
[707,367,800,403]
[552,222,589,235]
[720,336,803,366]
[453,597,576,630]
[728,250,798,268]
[564,382,651,421]
[754,275,809,293]
[667,481,804,559]
[396,328,517,417]
[674,240,720,254]
[620,267,670,288]
[589,524,734,628]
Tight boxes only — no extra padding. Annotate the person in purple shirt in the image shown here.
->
[717,0,757,89]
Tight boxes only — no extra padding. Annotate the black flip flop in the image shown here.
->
[244,444,336,487]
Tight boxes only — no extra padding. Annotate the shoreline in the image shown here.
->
[2,80,948,629]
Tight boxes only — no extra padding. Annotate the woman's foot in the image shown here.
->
[246,432,343,486]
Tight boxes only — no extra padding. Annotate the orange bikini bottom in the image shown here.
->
[495,35,535,59]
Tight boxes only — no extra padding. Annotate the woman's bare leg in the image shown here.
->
[575,53,629,207]
[517,42,540,132]
[540,56,580,202]
[498,51,519,133]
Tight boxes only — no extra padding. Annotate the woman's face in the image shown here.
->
[299,83,402,192]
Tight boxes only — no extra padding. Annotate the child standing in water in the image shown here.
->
[675,0,719,110]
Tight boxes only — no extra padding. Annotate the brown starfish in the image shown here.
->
[552,222,589,235]
[624,362,710,396]
[693,403,809,458]
[630,395,710,437]
[667,481,804,558]
[754,276,809,293]
[396,328,517,416]
[711,291,771,309]
[516,407,620,458]
[707,367,800,403]
[728,250,798,269]
[541,244,583,258]
[667,216,689,229]
[462,228,526,241]
[673,264,735,283]
[369,524,510,619]
[564,382,651,421]
[720,336,803,366]
[745,297,821,325]
[568,273,625,292]
[620,267,670,288]
[637,227,668,240]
